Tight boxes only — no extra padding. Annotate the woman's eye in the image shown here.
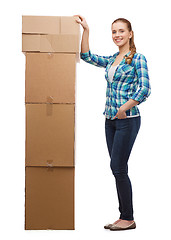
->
[112,30,124,33]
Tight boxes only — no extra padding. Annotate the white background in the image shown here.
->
[0,0,171,239]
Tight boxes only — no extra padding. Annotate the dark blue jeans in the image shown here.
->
[105,116,141,220]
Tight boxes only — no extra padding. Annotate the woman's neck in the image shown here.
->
[118,44,130,56]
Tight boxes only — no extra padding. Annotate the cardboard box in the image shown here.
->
[22,16,79,35]
[25,104,75,167]
[25,166,75,230]
[22,34,79,53]
[22,16,80,57]
[25,53,76,103]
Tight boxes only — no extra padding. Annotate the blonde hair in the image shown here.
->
[111,18,136,64]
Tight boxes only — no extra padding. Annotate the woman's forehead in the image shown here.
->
[112,21,127,30]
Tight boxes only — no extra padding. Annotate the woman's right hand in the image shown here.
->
[73,15,89,31]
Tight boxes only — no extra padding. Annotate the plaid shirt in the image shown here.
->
[80,50,151,119]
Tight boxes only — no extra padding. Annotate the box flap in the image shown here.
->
[22,15,80,35]
[22,34,80,53]
[22,15,60,34]
[22,34,41,51]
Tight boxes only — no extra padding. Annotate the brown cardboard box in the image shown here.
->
[25,104,75,167]
[25,53,76,103]
[22,15,79,34]
[22,16,80,56]
[22,34,79,53]
[25,166,75,230]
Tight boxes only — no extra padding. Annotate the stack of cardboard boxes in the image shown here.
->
[22,15,80,230]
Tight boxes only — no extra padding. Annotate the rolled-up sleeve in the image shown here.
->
[80,50,112,68]
[130,54,151,104]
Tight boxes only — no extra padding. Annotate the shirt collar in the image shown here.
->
[112,51,131,66]
[125,51,131,57]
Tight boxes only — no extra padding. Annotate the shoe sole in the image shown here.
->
[110,226,136,231]
[110,222,136,231]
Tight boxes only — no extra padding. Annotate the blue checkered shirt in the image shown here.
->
[80,50,151,119]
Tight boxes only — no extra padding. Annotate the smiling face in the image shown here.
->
[111,21,132,48]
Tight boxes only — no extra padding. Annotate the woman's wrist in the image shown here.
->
[120,99,139,112]
[84,26,89,32]
[120,105,126,112]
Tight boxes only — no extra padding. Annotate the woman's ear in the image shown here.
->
[129,31,133,39]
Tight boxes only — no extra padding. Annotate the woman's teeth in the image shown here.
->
[115,39,122,42]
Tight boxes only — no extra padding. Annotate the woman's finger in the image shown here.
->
[73,14,84,21]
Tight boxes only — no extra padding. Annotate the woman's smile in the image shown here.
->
[115,38,123,43]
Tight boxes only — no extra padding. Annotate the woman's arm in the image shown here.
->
[113,99,139,119]
[74,15,90,53]
[81,28,90,53]
[114,54,151,119]
[130,54,151,104]
[74,14,113,68]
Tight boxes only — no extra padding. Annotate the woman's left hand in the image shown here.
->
[113,107,127,119]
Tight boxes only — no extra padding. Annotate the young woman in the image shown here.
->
[74,15,151,231]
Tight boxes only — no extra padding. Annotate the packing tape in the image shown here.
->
[47,160,53,167]
[47,52,53,59]
[47,167,54,172]
[47,96,53,103]
[46,96,53,116]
